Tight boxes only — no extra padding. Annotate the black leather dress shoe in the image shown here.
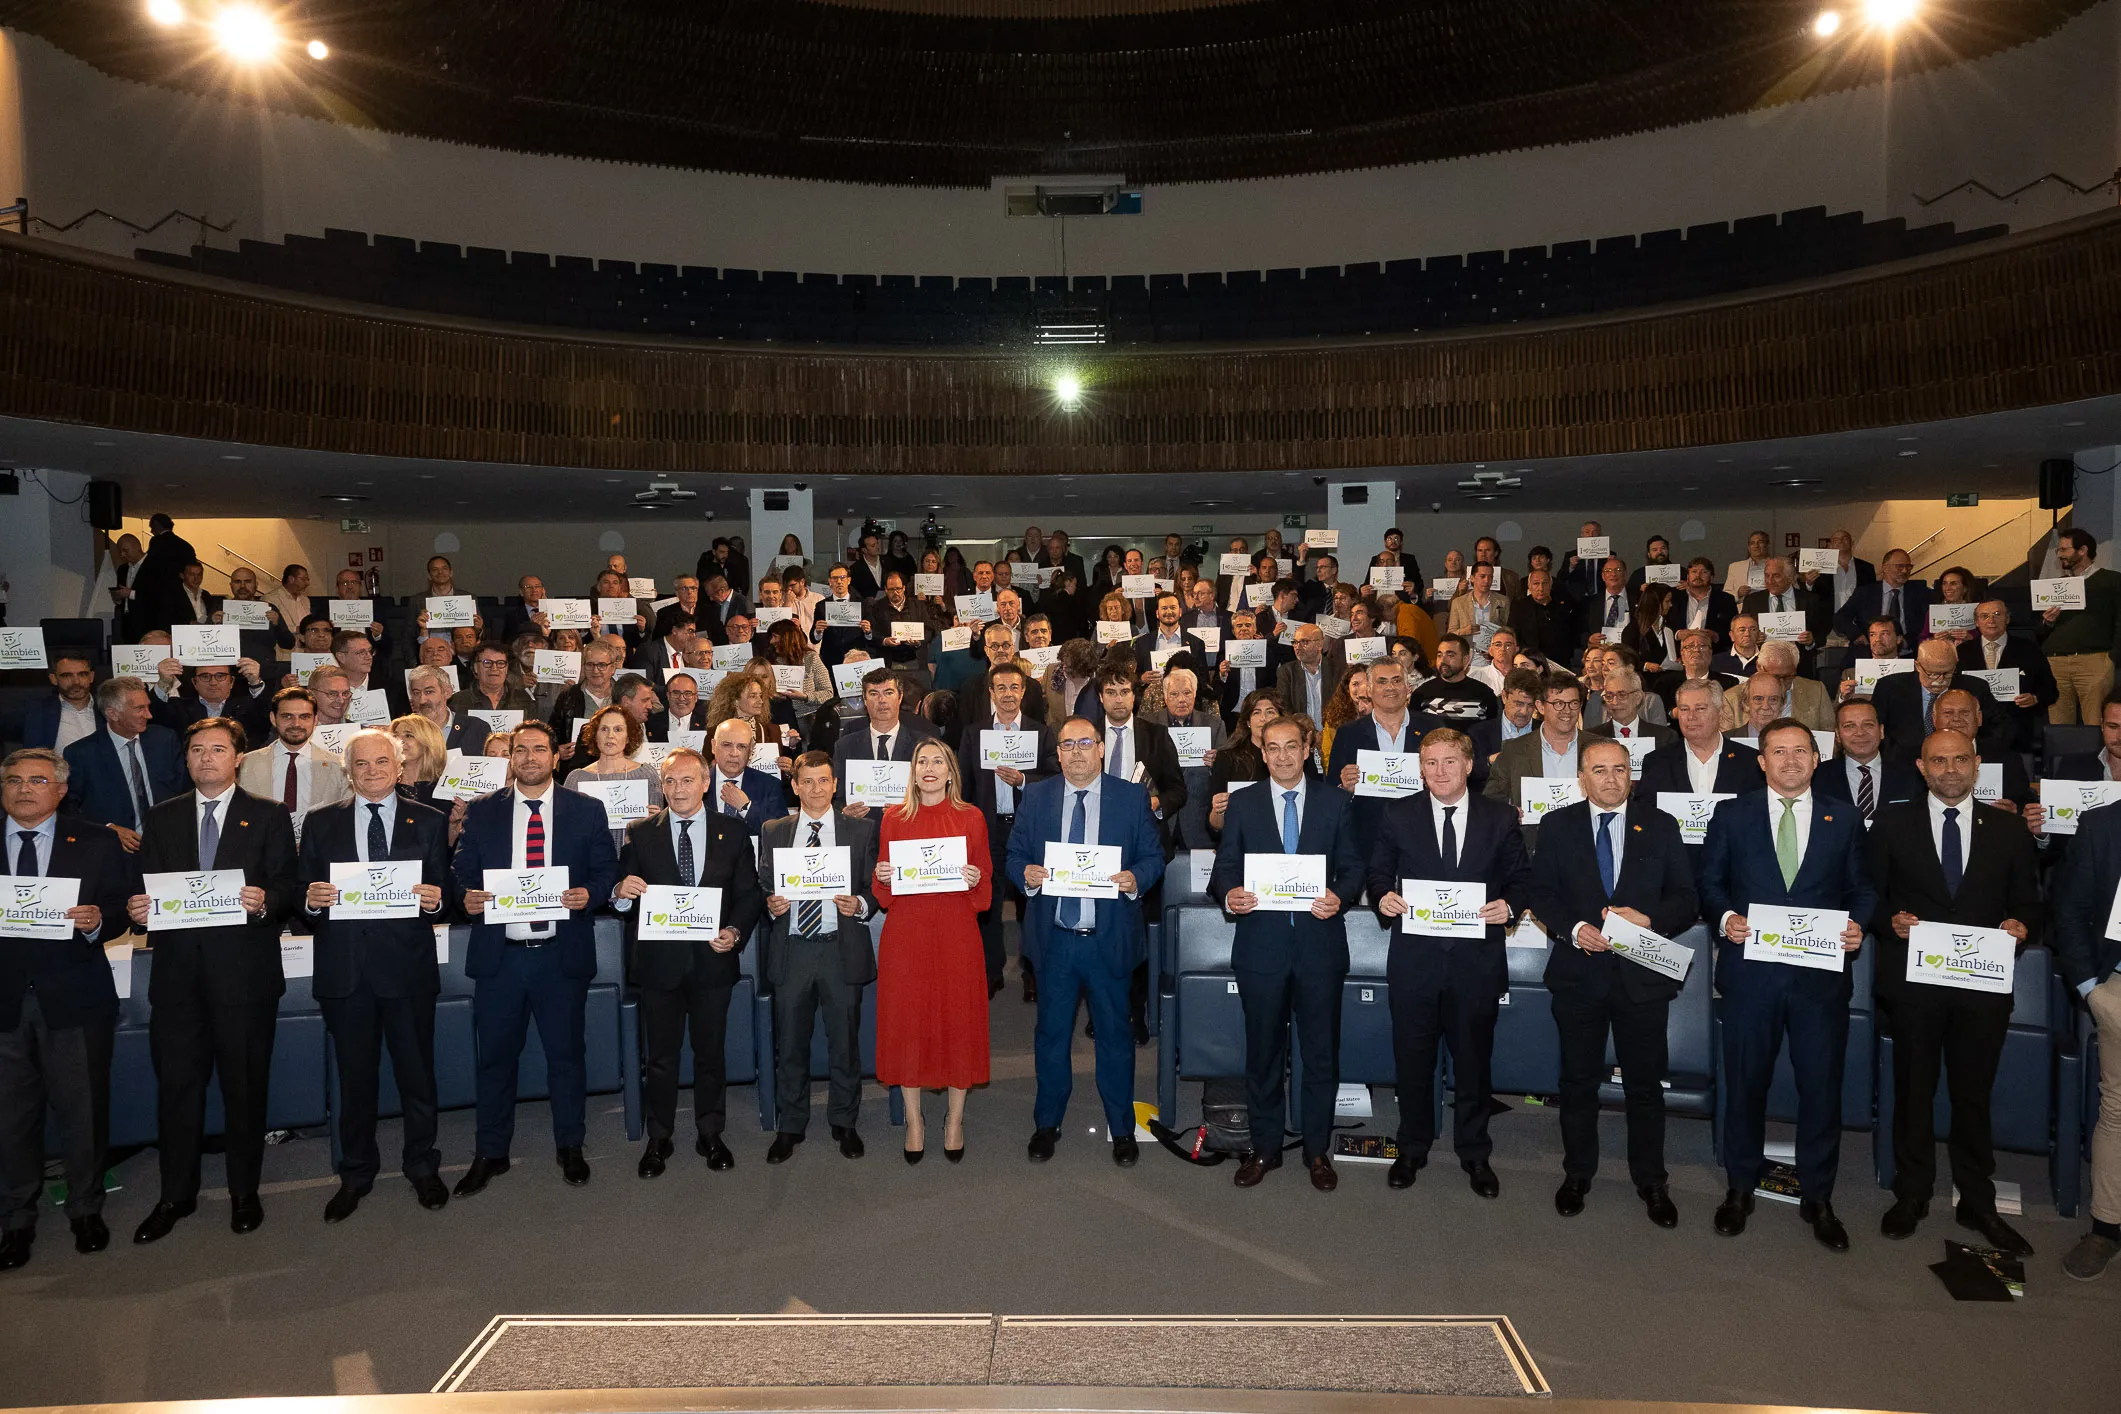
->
[556,1147,591,1186]
[1957,1204,2035,1256]
[1800,1198,1850,1252]
[1386,1155,1421,1189]
[71,1215,110,1254]
[322,1185,367,1224]
[637,1138,672,1179]
[1131,1016,1152,1047]
[413,1175,449,1211]
[453,1156,509,1197]
[1713,1188,1753,1236]
[0,1230,31,1270]
[1554,1176,1589,1217]
[1021,973,1037,1004]
[1881,1197,1928,1240]
[1465,1161,1500,1199]
[1027,1127,1060,1162]
[766,1132,803,1164]
[698,1134,734,1171]
[1640,1184,1679,1229]
[1234,1152,1280,1188]
[133,1200,195,1244]
[1112,1134,1140,1167]
[229,1194,264,1234]
[833,1126,865,1159]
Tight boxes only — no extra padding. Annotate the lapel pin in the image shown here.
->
[1822,814,1834,824]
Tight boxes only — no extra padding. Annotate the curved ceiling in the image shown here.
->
[0,1,2097,187]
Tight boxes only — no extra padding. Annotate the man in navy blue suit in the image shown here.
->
[830,669,937,813]
[705,717,786,837]
[1698,716,1878,1250]
[62,677,187,851]
[1006,716,1166,1167]
[1326,655,1420,847]
[1813,698,1922,828]
[1368,727,1531,1196]
[451,719,619,1196]
[20,654,99,754]
[1209,717,1366,1191]
[1832,546,1928,647]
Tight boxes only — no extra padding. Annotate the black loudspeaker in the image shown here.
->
[88,479,124,530]
[2040,458,2076,510]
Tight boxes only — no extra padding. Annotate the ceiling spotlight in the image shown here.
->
[1863,0,1917,28]
[211,4,278,61]
[306,38,328,60]
[1053,373,1082,408]
[146,0,185,26]
[1813,9,1842,37]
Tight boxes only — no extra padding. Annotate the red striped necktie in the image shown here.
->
[526,800,546,867]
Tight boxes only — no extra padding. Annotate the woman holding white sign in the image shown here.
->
[872,739,991,1162]
[563,707,662,848]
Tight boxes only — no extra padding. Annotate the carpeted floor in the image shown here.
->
[0,954,2115,1414]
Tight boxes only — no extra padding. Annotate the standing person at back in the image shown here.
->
[2038,527,2121,724]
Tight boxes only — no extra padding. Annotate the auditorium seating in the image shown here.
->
[1873,946,2083,1215]
[137,207,2003,349]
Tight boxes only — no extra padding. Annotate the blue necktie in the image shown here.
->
[366,802,388,860]
[1941,806,1963,897]
[1281,790,1299,854]
[198,799,220,868]
[1596,810,1617,896]
[1057,789,1088,930]
[1106,726,1126,778]
[14,830,35,878]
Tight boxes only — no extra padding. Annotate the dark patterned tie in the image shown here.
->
[677,818,694,888]
[1857,764,1875,822]
[198,799,220,867]
[367,802,388,860]
[282,751,300,814]
[797,819,824,936]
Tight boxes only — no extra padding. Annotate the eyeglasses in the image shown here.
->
[1057,737,1099,751]
[2,775,56,789]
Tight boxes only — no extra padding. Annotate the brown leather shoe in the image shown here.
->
[1233,1152,1279,1188]
[1307,1155,1338,1192]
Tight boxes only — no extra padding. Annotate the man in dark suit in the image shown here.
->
[1369,727,1532,1195]
[1958,599,2057,750]
[1326,655,1421,842]
[704,717,786,836]
[129,512,197,638]
[1833,547,1928,646]
[1740,557,1831,662]
[1006,719,1166,1167]
[953,625,1049,752]
[1637,677,1762,798]
[1867,728,2039,1255]
[963,663,1056,997]
[1650,629,1738,716]
[63,677,188,849]
[451,719,620,1195]
[645,672,709,740]
[0,749,134,1269]
[1576,556,1635,652]
[1522,739,1698,1226]
[1710,614,1766,679]
[125,718,300,1243]
[1698,718,1878,1251]
[1086,668,1186,1042]
[1665,560,1737,648]
[1814,698,1924,828]
[2051,786,2121,1281]
[1273,624,1341,728]
[831,668,937,814]
[757,752,877,1163]
[615,746,767,1176]
[1215,608,1278,723]
[296,729,456,1221]
[1208,717,1367,1191]
[1870,639,2003,763]
[147,660,272,742]
[21,654,100,755]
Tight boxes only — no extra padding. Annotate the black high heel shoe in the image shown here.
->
[904,1145,925,1165]
[944,1122,965,1163]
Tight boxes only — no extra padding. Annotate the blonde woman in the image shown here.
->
[390,713,446,806]
[870,738,991,1163]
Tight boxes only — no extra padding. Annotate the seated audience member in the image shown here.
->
[22,653,100,754]
[1409,634,1498,725]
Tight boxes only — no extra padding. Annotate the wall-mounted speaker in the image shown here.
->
[89,479,124,530]
[2039,458,2075,510]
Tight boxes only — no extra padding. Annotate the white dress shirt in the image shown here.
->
[272,739,318,820]
[1684,738,1725,794]
[1717,788,1813,935]
[1575,803,1628,945]
[990,714,1025,814]
[54,701,98,755]
[194,784,238,861]
[506,785,560,939]
[1428,790,1468,868]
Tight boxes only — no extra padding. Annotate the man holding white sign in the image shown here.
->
[1209,718,1365,1191]
[1368,728,1530,1196]
[964,663,1056,997]
[0,749,134,1269]
[1522,739,1698,1227]
[296,729,456,1222]
[2037,527,2121,725]
[2051,759,2121,1280]
[1697,717,1876,1250]
[1866,728,2038,1254]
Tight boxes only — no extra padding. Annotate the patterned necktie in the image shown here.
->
[1775,796,1800,889]
[1057,790,1088,930]
[525,799,545,867]
[797,820,824,936]
[1857,764,1875,821]
[1922,690,1936,734]
[1985,639,2001,669]
[367,802,388,860]
[283,750,300,814]
[1596,811,1618,896]
[1439,804,1458,871]
[1884,587,1898,629]
[723,777,742,819]
[124,740,150,829]
[1281,790,1299,854]
[198,798,220,868]
[1941,806,1964,897]
[677,818,694,888]
[1107,726,1126,778]
[14,830,35,878]
[1605,595,1622,628]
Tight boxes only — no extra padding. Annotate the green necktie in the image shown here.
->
[1775,796,1800,889]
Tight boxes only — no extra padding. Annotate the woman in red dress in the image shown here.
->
[872,737,992,1163]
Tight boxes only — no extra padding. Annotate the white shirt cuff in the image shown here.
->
[1718,910,1739,936]
[2081,978,2098,999]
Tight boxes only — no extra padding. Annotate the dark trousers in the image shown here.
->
[640,973,734,1142]
[0,995,113,1231]
[771,941,862,1134]
[472,944,589,1157]
[149,993,277,1204]
[1551,984,1670,1187]
[320,985,440,1188]
[1236,954,1345,1159]
[1387,939,1500,1164]
[1720,976,1850,1200]
[1890,985,2012,1210]
[1032,931,1135,1134]
[978,813,1019,992]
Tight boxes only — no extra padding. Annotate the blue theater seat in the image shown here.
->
[1599,923,1718,1117]
[1873,948,2081,1215]
[1489,924,1559,1097]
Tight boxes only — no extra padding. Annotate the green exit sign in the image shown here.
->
[1282,513,1309,529]
[1945,494,1980,508]
[1189,523,1215,535]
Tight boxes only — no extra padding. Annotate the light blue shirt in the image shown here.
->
[1272,776,1308,842]
[351,793,400,862]
[1539,732,1579,781]
[1501,715,1535,742]
[1050,774,1105,931]
[4,812,57,877]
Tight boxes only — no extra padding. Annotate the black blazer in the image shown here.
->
[1522,799,1699,1004]
[136,788,301,1008]
[756,810,879,990]
[963,717,1059,820]
[1814,752,1926,815]
[952,671,1049,754]
[1366,791,1531,978]
[2054,800,2121,991]
[1207,778,1366,976]
[0,815,134,1032]
[1576,588,1637,645]
[297,795,457,1000]
[1663,588,1738,647]
[619,807,768,991]
[1956,634,2059,716]
[1835,579,1933,647]
[1636,735,1763,802]
[1083,709,1189,850]
[1866,797,2041,1003]
[1868,671,2003,761]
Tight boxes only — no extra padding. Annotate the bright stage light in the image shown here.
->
[307,38,329,60]
[1864,0,1918,28]
[211,4,279,61]
[1813,9,1842,38]
[145,0,185,26]
[1053,373,1082,407]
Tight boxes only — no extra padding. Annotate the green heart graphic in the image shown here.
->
[1925,954,1943,967]
[1760,933,1781,945]
[2058,807,2076,819]
[498,895,515,908]
[1414,908,1431,921]
[342,890,363,904]
[651,913,667,925]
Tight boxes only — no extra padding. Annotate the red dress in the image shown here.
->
[873,802,994,1089]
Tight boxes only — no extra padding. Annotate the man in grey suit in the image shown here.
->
[758,752,880,1162]
[1273,623,1341,726]
[1482,673,1584,850]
